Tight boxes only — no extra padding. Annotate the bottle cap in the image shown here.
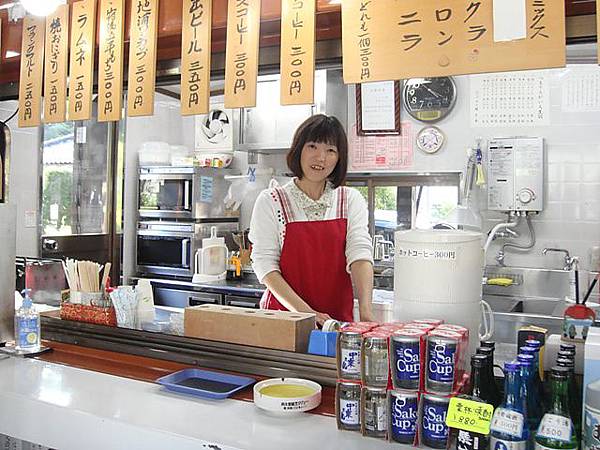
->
[550,366,569,379]
[471,354,488,368]
[504,361,520,372]
[556,358,574,369]
[517,354,534,365]
[559,343,576,353]
[476,347,493,356]
[557,350,575,360]
[525,339,541,349]
[520,346,537,355]
[20,288,33,308]
[480,340,495,350]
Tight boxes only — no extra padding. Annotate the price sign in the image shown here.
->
[446,397,494,435]
[490,407,524,438]
[537,414,572,443]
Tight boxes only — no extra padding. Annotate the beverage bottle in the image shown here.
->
[476,346,502,408]
[14,289,41,352]
[521,345,545,406]
[534,367,578,450]
[455,355,493,450]
[525,339,543,379]
[490,361,529,450]
[556,358,581,441]
[518,353,543,446]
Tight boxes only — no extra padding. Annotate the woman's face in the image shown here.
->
[299,141,339,184]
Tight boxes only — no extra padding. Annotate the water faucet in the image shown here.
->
[542,247,576,271]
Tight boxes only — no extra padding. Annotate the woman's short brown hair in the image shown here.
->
[286,114,348,188]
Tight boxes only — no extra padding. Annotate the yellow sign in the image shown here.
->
[341,0,566,83]
[98,0,125,122]
[280,0,315,105]
[445,397,494,435]
[127,0,159,117]
[224,0,261,108]
[44,5,69,124]
[181,0,212,116]
[68,0,97,121]
[18,16,45,128]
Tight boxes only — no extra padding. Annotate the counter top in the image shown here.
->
[0,355,397,450]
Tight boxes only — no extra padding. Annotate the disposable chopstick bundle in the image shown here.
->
[63,259,104,293]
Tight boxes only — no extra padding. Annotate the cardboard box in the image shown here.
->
[184,304,316,352]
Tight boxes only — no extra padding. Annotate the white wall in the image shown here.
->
[2,100,40,257]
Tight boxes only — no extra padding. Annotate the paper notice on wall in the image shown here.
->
[470,72,550,127]
[561,67,600,112]
[493,0,526,42]
[349,122,413,171]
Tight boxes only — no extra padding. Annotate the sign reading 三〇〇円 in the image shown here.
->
[98,0,125,123]
[44,4,69,124]
[341,0,566,83]
[68,0,97,121]
[280,0,316,105]
[181,0,213,116]
[18,16,45,128]
[128,0,160,117]
[224,0,261,108]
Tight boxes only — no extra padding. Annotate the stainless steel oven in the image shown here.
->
[136,220,238,278]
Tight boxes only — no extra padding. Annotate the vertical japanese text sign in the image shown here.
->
[18,16,45,128]
[44,5,69,124]
[341,0,566,82]
[99,0,125,122]
[280,0,315,105]
[68,0,97,121]
[127,0,159,117]
[224,0,261,108]
[181,0,213,116]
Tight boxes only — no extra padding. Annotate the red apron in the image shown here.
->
[262,186,354,322]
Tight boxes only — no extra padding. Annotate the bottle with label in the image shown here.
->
[517,353,542,448]
[534,367,578,450]
[14,289,40,352]
[454,355,493,450]
[476,346,502,408]
[556,358,582,441]
[583,379,600,450]
[521,345,545,407]
[490,361,529,450]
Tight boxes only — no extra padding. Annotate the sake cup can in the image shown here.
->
[405,323,436,332]
[389,389,418,444]
[425,330,460,394]
[391,328,425,390]
[437,324,468,335]
[412,318,444,326]
[421,393,450,449]
[361,332,390,388]
[336,381,362,431]
[337,328,363,380]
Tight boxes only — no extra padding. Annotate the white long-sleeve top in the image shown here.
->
[249,179,373,283]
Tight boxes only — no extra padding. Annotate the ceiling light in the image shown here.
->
[20,0,65,17]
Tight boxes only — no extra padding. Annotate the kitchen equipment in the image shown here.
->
[192,226,228,283]
[156,368,255,400]
[253,378,322,414]
[394,229,489,354]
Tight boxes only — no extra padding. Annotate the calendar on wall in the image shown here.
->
[348,122,413,171]
[470,72,550,127]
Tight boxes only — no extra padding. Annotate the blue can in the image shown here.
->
[425,332,459,394]
[421,393,450,449]
[389,389,418,444]
[391,329,424,390]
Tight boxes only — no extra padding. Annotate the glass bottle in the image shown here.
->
[490,361,529,450]
[556,358,581,441]
[521,345,545,406]
[455,355,492,450]
[517,353,542,445]
[534,367,578,450]
[476,346,502,408]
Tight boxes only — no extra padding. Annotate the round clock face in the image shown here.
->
[416,126,445,154]
[403,77,457,123]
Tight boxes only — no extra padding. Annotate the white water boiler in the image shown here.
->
[393,229,491,354]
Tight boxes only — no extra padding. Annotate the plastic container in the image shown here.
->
[307,329,337,357]
[15,289,40,352]
[156,368,255,399]
[138,141,171,166]
[192,226,228,283]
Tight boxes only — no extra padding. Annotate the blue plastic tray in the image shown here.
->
[156,368,255,400]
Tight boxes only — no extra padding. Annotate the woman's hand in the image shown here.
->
[314,311,332,327]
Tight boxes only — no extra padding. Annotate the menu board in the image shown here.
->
[181,0,212,115]
[127,0,159,117]
[44,5,69,124]
[280,0,316,105]
[98,0,125,122]
[68,0,97,121]
[341,0,566,83]
[224,0,261,108]
[18,16,45,128]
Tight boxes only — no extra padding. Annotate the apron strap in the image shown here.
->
[336,187,348,219]
[274,186,295,224]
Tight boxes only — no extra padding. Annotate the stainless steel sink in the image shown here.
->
[510,299,561,315]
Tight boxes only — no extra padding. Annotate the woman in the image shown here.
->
[249,114,375,325]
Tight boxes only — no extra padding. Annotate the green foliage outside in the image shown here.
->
[355,186,397,211]
[42,170,72,232]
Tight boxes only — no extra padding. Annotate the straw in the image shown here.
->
[583,276,599,305]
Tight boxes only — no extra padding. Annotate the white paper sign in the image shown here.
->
[561,68,600,112]
[537,413,573,442]
[493,0,527,42]
[490,407,525,438]
[360,81,396,131]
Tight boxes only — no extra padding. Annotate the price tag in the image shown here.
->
[445,397,494,435]
[537,413,572,443]
[490,407,524,438]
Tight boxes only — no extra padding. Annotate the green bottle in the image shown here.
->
[534,367,578,450]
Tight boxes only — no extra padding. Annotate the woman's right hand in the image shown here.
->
[314,311,332,328]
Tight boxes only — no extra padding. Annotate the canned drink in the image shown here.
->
[336,381,361,431]
[362,386,388,438]
[413,319,444,326]
[362,332,390,388]
[337,328,363,380]
[425,330,460,394]
[421,393,450,449]
[374,325,403,334]
[437,324,468,335]
[406,323,436,332]
[391,329,425,390]
[389,389,418,444]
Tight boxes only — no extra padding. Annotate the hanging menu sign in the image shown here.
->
[98,0,125,122]
[280,0,316,105]
[18,16,45,128]
[44,5,69,124]
[68,0,97,121]
[181,0,212,115]
[341,0,566,83]
[127,0,159,117]
[224,0,261,108]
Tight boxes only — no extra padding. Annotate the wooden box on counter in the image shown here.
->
[184,305,316,352]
